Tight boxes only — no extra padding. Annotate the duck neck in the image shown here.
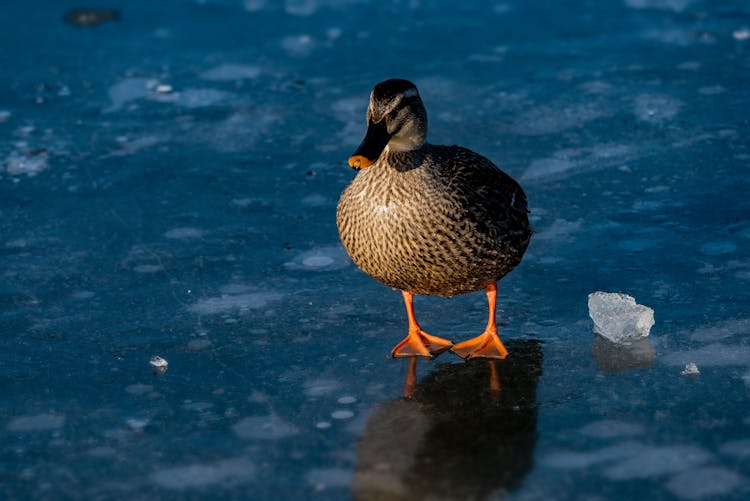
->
[380,145,427,173]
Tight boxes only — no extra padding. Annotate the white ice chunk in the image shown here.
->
[734,28,750,41]
[588,292,655,343]
[150,356,168,374]
[681,362,700,376]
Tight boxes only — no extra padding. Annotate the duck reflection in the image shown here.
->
[354,340,543,500]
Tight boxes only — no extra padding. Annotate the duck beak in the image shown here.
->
[348,119,391,170]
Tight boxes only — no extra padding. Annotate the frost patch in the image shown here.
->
[106,77,232,112]
[514,102,609,135]
[106,77,151,112]
[189,291,282,315]
[151,458,255,489]
[699,241,736,256]
[134,264,164,273]
[578,420,644,439]
[285,246,350,271]
[624,0,693,12]
[233,415,298,440]
[304,378,342,397]
[164,227,205,240]
[634,94,682,125]
[523,156,576,180]
[5,149,49,177]
[7,413,65,432]
[661,343,750,367]
[687,318,750,342]
[533,219,582,242]
[306,468,352,488]
[207,110,279,152]
[151,88,232,108]
[666,467,744,499]
[200,63,262,81]
[603,445,711,479]
[281,34,317,57]
[125,384,154,395]
[720,439,750,458]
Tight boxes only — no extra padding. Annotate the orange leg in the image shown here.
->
[451,282,509,360]
[391,291,453,358]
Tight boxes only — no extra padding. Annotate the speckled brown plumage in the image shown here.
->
[337,96,530,298]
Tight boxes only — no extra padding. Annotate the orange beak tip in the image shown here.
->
[348,155,373,169]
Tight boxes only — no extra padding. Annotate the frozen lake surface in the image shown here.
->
[2,0,750,498]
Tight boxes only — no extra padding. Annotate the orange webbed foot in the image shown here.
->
[391,329,453,358]
[451,329,508,360]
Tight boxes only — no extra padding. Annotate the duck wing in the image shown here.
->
[436,145,531,255]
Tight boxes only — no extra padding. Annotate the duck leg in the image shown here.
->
[391,291,454,358]
[451,283,509,360]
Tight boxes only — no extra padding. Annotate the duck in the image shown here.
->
[336,78,531,360]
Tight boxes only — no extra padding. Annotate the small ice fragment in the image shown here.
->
[681,362,700,376]
[337,396,357,404]
[316,421,332,429]
[588,292,655,344]
[0,110,11,122]
[155,84,173,94]
[150,355,168,374]
[733,28,750,41]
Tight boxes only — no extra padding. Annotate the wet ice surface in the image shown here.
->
[1,0,749,499]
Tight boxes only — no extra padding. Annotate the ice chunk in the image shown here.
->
[734,28,750,41]
[681,362,700,377]
[150,355,168,374]
[588,292,655,343]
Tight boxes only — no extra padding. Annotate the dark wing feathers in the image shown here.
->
[436,146,530,251]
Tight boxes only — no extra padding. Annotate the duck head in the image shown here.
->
[348,79,428,170]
